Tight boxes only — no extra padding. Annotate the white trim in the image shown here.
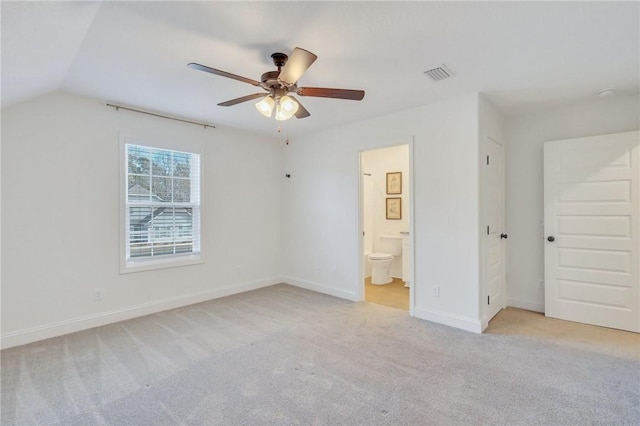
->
[357,153,365,302]
[506,297,545,313]
[283,276,358,301]
[414,306,483,333]
[408,139,416,317]
[120,254,204,274]
[119,134,205,274]
[1,276,282,350]
[481,317,490,332]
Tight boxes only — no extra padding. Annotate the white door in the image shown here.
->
[485,137,506,321]
[544,131,639,332]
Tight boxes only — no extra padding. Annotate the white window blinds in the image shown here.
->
[125,144,201,262]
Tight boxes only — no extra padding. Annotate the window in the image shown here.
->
[124,143,201,270]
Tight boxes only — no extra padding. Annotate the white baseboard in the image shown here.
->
[481,317,490,332]
[283,276,358,302]
[507,297,545,313]
[1,276,282,350]
[414,306,483,333]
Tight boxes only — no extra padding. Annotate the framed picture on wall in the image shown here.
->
[386,172,402,194]
[386,197,402,220]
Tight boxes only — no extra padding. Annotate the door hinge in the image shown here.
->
[487,295,490,305]
[487,225,490,235]
[486,155,490,165]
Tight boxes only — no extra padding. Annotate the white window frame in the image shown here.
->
[120,136,204,273]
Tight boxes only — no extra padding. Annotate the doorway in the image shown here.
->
[360,143,413,313]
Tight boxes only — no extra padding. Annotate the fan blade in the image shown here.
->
[277,48,318,86]
[296,87,365,101]
[218,93,266,107]
[289,96,310,119]
[188,63,261,86]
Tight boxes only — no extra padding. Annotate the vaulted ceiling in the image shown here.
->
[2,1,638,137]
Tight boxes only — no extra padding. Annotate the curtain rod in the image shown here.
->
[106,103,215,129]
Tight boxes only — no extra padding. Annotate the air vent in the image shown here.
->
[424,65,454,81]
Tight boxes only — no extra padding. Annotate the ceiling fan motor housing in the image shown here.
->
[263,53,290,90]
[261,71,282,89]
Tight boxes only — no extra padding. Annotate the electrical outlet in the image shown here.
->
[539,281,545,289]
[94,288,103,301]
[432,286,440,297]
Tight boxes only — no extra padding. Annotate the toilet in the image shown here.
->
[368,235,402,285]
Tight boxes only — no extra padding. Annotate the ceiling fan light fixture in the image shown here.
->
[255,96,275,117]
[274,106,289,121]
[275,95,299,121]
[281,95,299,113]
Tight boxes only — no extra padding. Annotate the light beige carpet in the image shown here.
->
[2,284,638,425]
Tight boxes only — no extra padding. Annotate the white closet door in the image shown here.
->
[485,137,506,321]
[544,131,639,332]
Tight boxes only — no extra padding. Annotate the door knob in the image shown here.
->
[547,236,555,242]
[500,233,508,239]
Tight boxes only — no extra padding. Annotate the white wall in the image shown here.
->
[505,94,640,312]
[1,91,284,348]
[4,89,637,346]
[283,93,484,332]
[362,145,409,278]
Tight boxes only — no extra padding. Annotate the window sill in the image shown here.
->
[120,253,204,274]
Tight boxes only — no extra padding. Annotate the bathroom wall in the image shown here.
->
[361,145,410,278]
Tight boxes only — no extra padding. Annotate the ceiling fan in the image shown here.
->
[188,47,365,121]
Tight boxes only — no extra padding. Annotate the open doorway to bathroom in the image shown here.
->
[360,144,412,312]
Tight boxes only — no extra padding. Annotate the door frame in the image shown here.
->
[357,138,415,316]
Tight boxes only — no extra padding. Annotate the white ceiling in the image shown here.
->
[2,1,638,138]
